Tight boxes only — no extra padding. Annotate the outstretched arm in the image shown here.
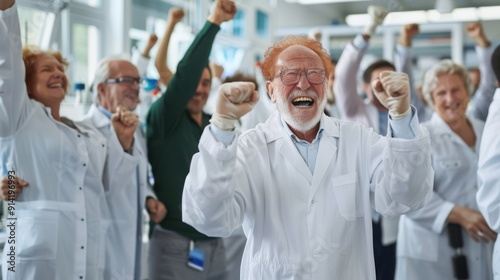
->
[395,24,429,121]
[466,22,496,121]
[147,0,236,133]
[154,8,184,86]
[131,34,157,77]
[0,1,30,137]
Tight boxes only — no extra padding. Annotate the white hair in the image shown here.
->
[422,59,473,106]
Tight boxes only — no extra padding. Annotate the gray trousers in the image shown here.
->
[148,226,227,280]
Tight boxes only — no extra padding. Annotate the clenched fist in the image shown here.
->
[210,82,259,131]
[371,71,411,119]
[111,106,139,151]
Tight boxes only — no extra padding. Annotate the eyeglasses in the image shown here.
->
[104,77,143,86]
[276,68,326,85]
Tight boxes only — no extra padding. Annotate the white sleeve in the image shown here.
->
[0,3,29,137]
[182,126,247,237]
[370,123,433,217]
[131,50,150,77]
[477,91,500,232]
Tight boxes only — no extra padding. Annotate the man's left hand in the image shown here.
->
[371,71,411,119]
[146,198,167,223]
[111,106,139,151]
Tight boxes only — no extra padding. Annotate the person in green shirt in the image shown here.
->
[146,0,236,279]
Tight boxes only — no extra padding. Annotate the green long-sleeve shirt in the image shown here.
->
[146,21,219,240]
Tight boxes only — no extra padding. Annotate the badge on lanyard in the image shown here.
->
[188,240,205,271]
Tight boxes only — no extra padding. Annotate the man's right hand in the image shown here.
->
[207,0,237,26]
[1,175,29,200]
[167,7,185,25]
[400,23,419,47]
[210,82,259,131]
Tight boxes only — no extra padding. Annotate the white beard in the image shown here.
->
[275,89,327,133]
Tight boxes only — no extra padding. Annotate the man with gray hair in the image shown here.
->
[81,58,166,279]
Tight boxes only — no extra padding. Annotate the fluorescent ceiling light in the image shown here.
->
[386,11,428,25]
[346,5,500,26]
[478,6,500,20]
[286,0,369,4]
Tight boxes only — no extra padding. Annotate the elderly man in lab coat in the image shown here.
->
[80,58,166,280]
[182,35,434,279]
[477,44,500,280]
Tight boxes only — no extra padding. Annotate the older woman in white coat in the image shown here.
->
[395,59,497,280]
[0,1,137,279]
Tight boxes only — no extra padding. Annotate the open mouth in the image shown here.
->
[292,96,314,107]
[48,83,63,89]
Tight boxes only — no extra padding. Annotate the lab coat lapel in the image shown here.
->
[278,134,313,183]
[265,111,313,183]
[310,116,339,197]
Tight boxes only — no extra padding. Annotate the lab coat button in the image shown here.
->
[83,163,86,167]
[311,200,317,204]
[81,246,84,249]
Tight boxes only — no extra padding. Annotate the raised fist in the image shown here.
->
[371,71,411,119]
[210,82,259,131]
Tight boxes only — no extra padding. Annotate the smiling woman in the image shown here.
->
[1,2,117,279]
[395,58,496,280]
[22,47,69,112]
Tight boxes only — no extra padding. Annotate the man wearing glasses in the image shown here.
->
[81,58,166,279]
[181,36,434,279]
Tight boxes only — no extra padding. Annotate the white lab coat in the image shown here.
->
[477,89,500,280]
[182,111,433,280]
[0,4,110,279]
[395,113,494,280]
[80,104,154,280]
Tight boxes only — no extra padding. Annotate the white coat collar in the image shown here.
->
[262,110,340,144]
[428,113,484,150]
[84,104,111,129]
[36,100,94,135]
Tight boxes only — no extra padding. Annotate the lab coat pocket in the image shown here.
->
[16,210,59,260]
[398,216,438,261]
[331,172,362,221]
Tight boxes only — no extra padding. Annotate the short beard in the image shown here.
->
[276,89,327,134]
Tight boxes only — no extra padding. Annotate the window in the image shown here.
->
[18,6,55,47]
[256,10,269,38]
[71,23,99,87]
[221,10,245,37]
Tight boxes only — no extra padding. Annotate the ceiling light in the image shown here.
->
[346,5,500,27]
[285,0,369,4]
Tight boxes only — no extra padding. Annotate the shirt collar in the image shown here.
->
[97,105,112,119]
[279,115,324,144]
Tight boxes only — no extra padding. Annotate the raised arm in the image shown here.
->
[395,24,429,121]
[334,39,371,125]
[147,0,236,133]
[154,8,184,86]
[131,34,158,77]
[466,22,497,121]
[0,1,30,137]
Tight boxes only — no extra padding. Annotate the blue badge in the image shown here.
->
[188,240,205,271]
